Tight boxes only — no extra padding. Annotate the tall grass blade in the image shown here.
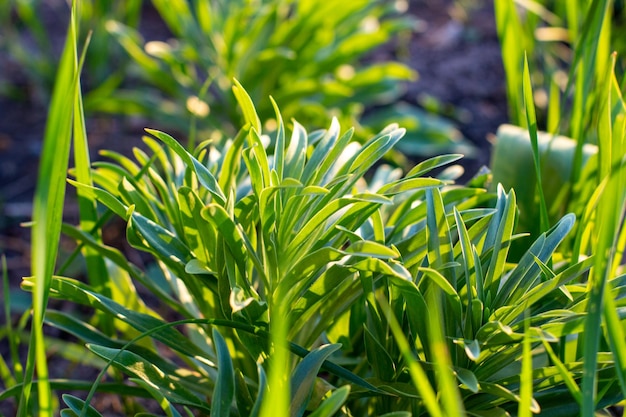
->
[581,52,626,417]
[259,302,290,417]
[17,1,83,415]
[547,76,561,135]
[569,0,611,183]
[522,54,550,234]
[598,53,626,406]
[494,0,527,125]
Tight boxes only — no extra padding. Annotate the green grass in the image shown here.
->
[16,2,86,415]
[493,1,626,415]
[1,0,626,416]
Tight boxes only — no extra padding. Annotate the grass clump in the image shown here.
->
[4,84,625,415]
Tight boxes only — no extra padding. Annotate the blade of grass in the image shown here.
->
[540,338,582,405]
[598,53,626,407]
[522,54,550,234]
[425,288,465,416]
[568,0,611,183]
[17,1,84,415]
[547,75,561,135]
[494,0,527,125]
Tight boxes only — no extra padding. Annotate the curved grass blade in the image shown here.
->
[232,78,261,133]
[87,345,210,412]
[522,54,550,234]
[18,2,87,415]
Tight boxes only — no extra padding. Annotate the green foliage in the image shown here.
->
[494,0,626,138]
[3,1,626,416]
[4,88,619,415]
[1,0,468,156]
[87,0,465,154]
[493,1,626,414]
[492,1,626,261]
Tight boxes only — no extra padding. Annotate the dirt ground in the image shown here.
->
[0,0,508,413]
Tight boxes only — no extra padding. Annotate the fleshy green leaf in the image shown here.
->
[290,344,341,417]
[232,78,262,133]
[211,328,235,417]
[87,345,209,411]
[61,394,104,417]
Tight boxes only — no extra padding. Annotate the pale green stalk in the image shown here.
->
[259,303,290,417]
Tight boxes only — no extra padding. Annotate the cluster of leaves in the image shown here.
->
[3,74,621,415]
[4,77,626,416]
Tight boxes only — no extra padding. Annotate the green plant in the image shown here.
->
[2,84,622,415]
[493,1,626,413]
[3,1,626,416]
[89,0,466,155]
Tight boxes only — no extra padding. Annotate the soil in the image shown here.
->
[0,0,508,414]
